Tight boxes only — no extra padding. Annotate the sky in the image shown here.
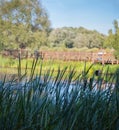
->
[42,0,119,35]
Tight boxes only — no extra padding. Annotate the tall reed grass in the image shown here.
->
[0,58,119,130]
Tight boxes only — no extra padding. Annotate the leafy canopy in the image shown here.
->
[104,20,119,59]
[0,0,50,50]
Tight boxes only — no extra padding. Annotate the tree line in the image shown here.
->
[48,27,105,48]
[0,0,119,59]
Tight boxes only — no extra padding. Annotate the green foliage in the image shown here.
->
[48,27,106,49]
[0,41,5,51]
[113,21,119,59]
[0,59,119,129]
[0,0,50,49]
[64,39,74,48]
[0,55,15,67]
[0,0,106,50]
[103,30,115,48]
[0,55,119,77]
[104,20,119,59]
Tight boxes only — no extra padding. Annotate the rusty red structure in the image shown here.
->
[41,50,119,64]
[1,49,119,64]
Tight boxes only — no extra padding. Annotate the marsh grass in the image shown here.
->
[0,58,119,130]
[1,54,119,77]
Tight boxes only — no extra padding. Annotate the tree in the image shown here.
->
[48,27,105,49]
[104,20,119,59]
[103,29,115,48]
[0,0,50,50]
[113,20,119,59]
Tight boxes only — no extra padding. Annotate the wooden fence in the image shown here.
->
[41,51,119,64]
[1,49,119,64]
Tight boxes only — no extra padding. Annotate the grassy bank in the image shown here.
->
[0,55,119,77]
[0,57,119,129]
